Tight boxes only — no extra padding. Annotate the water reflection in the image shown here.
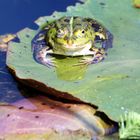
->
[0,52,24,103]
[55,55,89,81]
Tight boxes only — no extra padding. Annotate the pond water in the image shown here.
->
[0,0,79,34]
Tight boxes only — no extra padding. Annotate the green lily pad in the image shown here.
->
[6,0,140,121]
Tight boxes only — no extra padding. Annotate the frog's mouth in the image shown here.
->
[55,41,92,51]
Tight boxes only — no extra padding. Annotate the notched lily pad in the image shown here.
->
[6,0,140,122]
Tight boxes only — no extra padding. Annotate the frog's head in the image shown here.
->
[47,17,96,52]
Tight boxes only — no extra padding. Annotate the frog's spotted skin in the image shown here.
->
[32,16,113,67]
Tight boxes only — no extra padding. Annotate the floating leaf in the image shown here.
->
[6,0,140,123]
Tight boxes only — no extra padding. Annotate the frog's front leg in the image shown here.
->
[78,48,106,66]
[33,47,56,68]
[31,30,56,68]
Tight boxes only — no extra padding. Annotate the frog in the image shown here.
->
[32,16,113,67]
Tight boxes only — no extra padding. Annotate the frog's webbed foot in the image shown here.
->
[76,48,106,66]
[35,47,57,68]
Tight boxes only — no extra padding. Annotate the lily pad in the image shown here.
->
[6,0,140,121]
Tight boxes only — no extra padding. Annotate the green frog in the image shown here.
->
[32,16,113,67]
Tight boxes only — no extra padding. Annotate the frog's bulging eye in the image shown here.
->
[82,30,85,34]
[57,29,65,38]
[57,29,64,34]
[74,30,85,38]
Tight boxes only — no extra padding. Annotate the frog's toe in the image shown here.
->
[45,58,57,68]
[37,56,57,68]
[76,53,105,66]
[73,57,93,66]
[79,57,94,65]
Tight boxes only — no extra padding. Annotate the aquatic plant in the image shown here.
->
[119,112,140,139]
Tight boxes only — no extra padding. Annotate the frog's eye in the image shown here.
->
[57,29,65,38]
[76,30,85,38]
[81,30,85,34]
